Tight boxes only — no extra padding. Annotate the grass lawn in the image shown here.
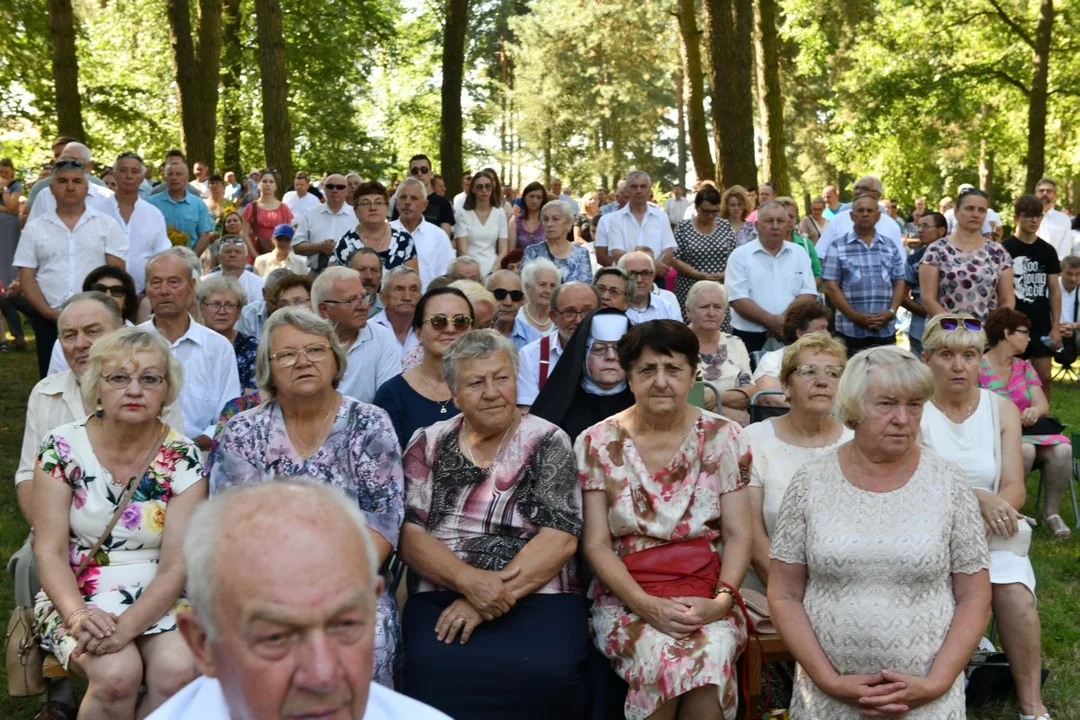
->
[0,346,1077,718]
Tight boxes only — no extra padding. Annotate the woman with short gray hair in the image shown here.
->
[398,329,588,718]
[196,274,258,392]
[769,345,992,718]
[209,306,405,688]
[521,199,593,285]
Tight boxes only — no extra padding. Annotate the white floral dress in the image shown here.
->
[34,418,204,669]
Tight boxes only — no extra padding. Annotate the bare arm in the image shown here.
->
[440,222,452,239]
[720,382,757,411]
[1048,272,1062,339]
[996,267,1015,309]
[748,486,772,584]
[501,527,577,600]
[33,466,87,625]
[105,254,125,271]
[671,257,707,281]
[728,298,784,337]
[193,232,211,257]
[655,247,675,277]
[918,264,946,318]
[717,485,753,590]
[506,218,517,252]
[923,572,991,690]
[769,559,843,692]
[17,267,58,322]
[753,375,789,407]
[595,245,614,267]
[16,483,33,527]
[455,236,469,256]
[902,282,926,316]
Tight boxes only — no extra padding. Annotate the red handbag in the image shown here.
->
[621,537,720,598]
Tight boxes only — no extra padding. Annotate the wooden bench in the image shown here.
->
[737,632,794,719]
[42,655,73,679]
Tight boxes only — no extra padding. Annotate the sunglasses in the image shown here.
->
[410,166,430,175]
[261,168,278,175]
[219,237,246,247]
[424,314,473,332]
[939,317,983,332]
[91,283,126,298]
[53,159,85,170]
[324,183,347,191]
[492,288,524,302]
[117,151,143,163]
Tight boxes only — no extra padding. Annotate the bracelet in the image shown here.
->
[714,587,735,600]
[66,607,91,626]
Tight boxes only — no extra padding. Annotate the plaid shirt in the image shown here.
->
[822,230,906,338]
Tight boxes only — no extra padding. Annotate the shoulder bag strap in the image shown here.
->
[988,390,1002,494]
[73,425,168,577]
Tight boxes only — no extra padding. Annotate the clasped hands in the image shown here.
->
[853,310,894,331]
[68,607,132,659]
[830,670,945,717]
[435,566,520,645]
[636,593,734,640]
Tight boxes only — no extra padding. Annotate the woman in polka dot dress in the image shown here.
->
[672,185,737,328]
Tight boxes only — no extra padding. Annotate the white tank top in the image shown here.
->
[921,389,999,492]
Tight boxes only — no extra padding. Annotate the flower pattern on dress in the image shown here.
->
[233,332,259,391]
[698,334,752,389]
[920,238,1011,320]
[520,241,594,284]
[332,226,416,271]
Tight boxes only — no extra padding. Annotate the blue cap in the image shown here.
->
[273,224,295,239]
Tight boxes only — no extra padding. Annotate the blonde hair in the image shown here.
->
[720,185,751,220]
[833,345,934,428]
[256,307,346,396]
[780,333,848,384]
[449,279,497,315]
[81,327,182,411]
[921,313,986,357]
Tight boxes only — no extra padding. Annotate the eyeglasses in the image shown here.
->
[626,269,654,279]
[1014,327,1031,336]
[219,236,246,247]
[792,364,843,380]
[356,200,387,209]
[271,343,331,367]
[322,294,376,308]
[276,297,312,308]
[202,301,240,312]
[91,283,126,298]
[103,373,166,389]
[939,317,983,332]
[471,183,492,191]
[492,288,524,302]
[424,314,473,332]
[554,307,591,319]
[594,284,627,297]
[589,342,619,357]
[409,166,430,176]
[324,183,346,191]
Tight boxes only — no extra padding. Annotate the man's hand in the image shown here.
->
[194,435,213,452]
[1047,327,1062,349]
[764,313,785,338]
[1060,324,1074,339]
[319,239,336,255]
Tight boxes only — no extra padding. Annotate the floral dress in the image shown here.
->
[919,238,1011,320]
[34,419,204,669]
[233,332,258,392]
[521,241,594,284]
[699,334,753,392]
[208,396,405,688]
[674,219,737,329]
[978,356,1069,446]
[332,226,416,271]
[575,411,751,720]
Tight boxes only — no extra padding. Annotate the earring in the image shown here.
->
[94,399,104,419]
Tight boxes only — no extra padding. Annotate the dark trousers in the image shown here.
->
[839,333,895,358]
[733,328,770,354]
[0,295,24,338]
[14,295,57,378]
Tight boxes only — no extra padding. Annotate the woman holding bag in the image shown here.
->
[577,320,754,720]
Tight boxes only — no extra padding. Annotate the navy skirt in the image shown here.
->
[402,591,590,720]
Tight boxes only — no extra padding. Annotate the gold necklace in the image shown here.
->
[421,372,453,414]
[461,414,517,470]
[288,400,337,457]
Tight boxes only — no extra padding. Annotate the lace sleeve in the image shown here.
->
[947,466,991,575]
[769,467,811,566]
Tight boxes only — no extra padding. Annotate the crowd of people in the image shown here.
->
[3,135,1074,720]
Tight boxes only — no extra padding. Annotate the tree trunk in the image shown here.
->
[48,0,85,141]
[254,0,294,186]
[676,0,715,184]
[675,69,686,187]
[703,0,757,188]
[166,0,223,171]
[755,0,788,194]
[440,0,470,193]
[220,0,244,174]
[543,128,552,185]
[1025,0,1053,191]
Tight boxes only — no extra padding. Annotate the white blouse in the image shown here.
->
[454,207,508,275]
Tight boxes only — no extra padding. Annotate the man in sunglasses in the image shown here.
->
[392,177,456,291]
[294,173,356,274]
[485,270,525,337]
[26,142,124,227]
[389,155,454,238]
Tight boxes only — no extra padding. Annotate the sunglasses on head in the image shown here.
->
[117,151,143,164]
[220,236,246,247]
[424,314,473,332]
[261,169,278,175]
[53,159,85,170]
[492,288,524,302]
[324,183,346,191]
[410,166,430,175]
[939,317,983,332]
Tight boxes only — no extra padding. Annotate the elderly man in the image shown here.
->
[14,158,128,377]
[213,235,265,300]
[237,268,292,339]
[593,267,632,311]
[392,178,456,291]
[370,266,421,357]
[294,173,357,274]
[821,194,906,356]
[390,155,455,238]
[1035,177,1074,259]
[348,247,386,317]
[108,152,172,295]
[148,161,214,256]
[595,172,675,283]
[447,256,482,282]
[724,200,817,353]
[313,266,401,403]
[814,176,904,259]
[822,185,842,218]
[148,482,448,720]
[617,251,681,323]
[599,179,626,215]
[516,281,599,410]
[26,142,123,225]
[141,249,240,451]
[485,269,525,336]
[549,177,579,216]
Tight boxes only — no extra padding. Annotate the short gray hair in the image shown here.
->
[264,268,294,295]
[346,246,381,271]
[625,170,651,187]
[541,199,573,223]
[195,274,248,308]
[81,326,182,410]
[442,329,518,392]
[381,265,420,293]
[60,142,92,164]
[397,176,426,195]
[311,266,362,309]
[685,280,726,310]
[617,251,655,275]
[59,291,123,329]
[549,280,599,311]
[521,257,560,289]
[183,481,380,641]
[148,246,201,282]
[833,345,934,429]
[448,255,481,276]
[256,307,346,395]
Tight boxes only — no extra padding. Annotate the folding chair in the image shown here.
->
[749,390,788,424]
[1035,431,1080,530]
[688,380,720,411]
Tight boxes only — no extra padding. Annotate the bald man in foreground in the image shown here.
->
[148,482,448,719]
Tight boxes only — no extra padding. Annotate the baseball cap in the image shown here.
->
[273,224,295,239]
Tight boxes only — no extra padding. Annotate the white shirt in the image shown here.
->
[599,204,677,259]
[1060,278,1079,325]
[516,331,564,407]
[253,251,309,278]
[558,193,581,217]
[18,370,185,485]
[454,207,508,276]
[626,291,682,324]
[814,208,904,259]
[282,190,321,218]
[370,311,419,358]
[224,269,265,304]
[751,347,783,382]
[294,202,360,272]
[237,299,269,339]
[725,239,816,333]
[453,192,467,210]
[146,675,451,720]
[1038,208,1074,260]
[391,218,455,291]
[190,178,210,199]
[139,316,241,439]
[338,323,403,404]
[13,206,129,308]
[112,197,171,293]
[26,182,124,227]
[664,197,691,227]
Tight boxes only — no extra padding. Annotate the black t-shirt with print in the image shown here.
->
[1004,235,1061,337]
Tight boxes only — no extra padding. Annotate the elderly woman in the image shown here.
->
[687,281,757,425]
[769,345,991,718]
[374,287,474,447]
[672,185,737,317]
[209,307,405,687]
[919,313,1052,719]
[521,200,593,284]
[334,180,418,272]
[241,169,293,254]
[196,275,258,392]
[511,257,560,348]
[743,333,851,593]
[577,319,752,720]
[979,307,1072,539]
[34,327,205,718]
[919,188,1014,320]
[454,169,509,275]
[398,330,587,719]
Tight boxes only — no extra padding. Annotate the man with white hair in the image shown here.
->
[148,161,215,256]
[25,142,124,226]
[814,176,905,259]
[597,171,675,284]
[391,177,456,290]
[447,256,482,282]
[370,266,421,357]
[295,173,360,274]
[14,158,128,377]
[313,266,401,403]
[549,177,579,216]
[148,482,448,719]
[212,235,265,301]
[516,281,599,409]
[617,251,681,323]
